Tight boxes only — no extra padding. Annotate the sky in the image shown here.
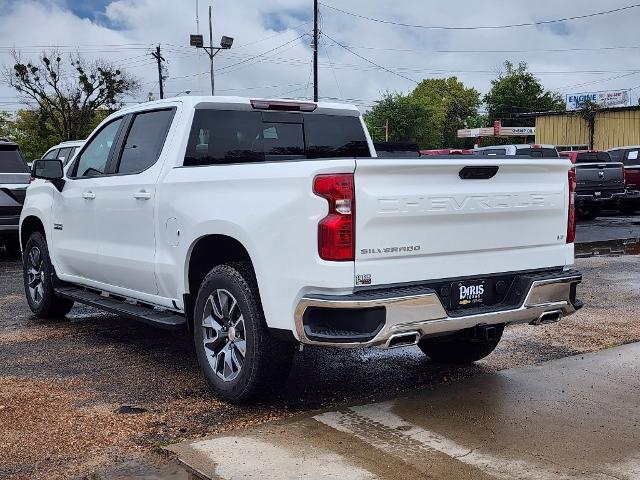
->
[0,0,639,114]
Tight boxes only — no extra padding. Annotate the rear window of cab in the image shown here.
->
[184,110,370,166]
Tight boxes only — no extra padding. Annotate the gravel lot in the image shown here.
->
[1,247,639,479]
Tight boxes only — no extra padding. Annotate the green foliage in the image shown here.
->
[484,61,564,127]
[0,108,110,160]
[411,77,481,148]
[363,92,429,143]
[0,111,12,139]
[4,51,138,142]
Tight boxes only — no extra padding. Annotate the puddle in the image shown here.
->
[575,238,640,258]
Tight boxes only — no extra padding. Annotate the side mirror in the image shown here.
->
[32,159,65,191]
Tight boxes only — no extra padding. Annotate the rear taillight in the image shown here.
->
[567,168,576,244]
[314,174,355,261]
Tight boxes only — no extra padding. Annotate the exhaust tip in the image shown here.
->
[531,310,563,326]
[385,332,420,349]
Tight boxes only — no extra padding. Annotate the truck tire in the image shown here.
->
[619,204,638,216]
[418,325,504,364]
[193,262,295,402]
[23,232,74,318]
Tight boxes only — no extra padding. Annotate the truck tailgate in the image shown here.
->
[574,162,624,192]
[354,157,573,287]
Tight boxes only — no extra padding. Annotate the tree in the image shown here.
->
[0,111,12,139]
[411,77,480,148]
[4,51,138,142]
[578,98,599,149]
[363,92,429,143]
[484,61,564,127]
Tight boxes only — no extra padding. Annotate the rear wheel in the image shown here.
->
[619,204,638,216]
[418,325,504,364]
[193,262,295,402]
[22,232,74,318]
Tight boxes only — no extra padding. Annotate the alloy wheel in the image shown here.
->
[201,289,247,382]
[26,246,45,305]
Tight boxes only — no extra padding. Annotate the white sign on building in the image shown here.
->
[565,90,630,111]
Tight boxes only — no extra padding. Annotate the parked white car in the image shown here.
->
[21,97,582,401]
[41,140,86,166]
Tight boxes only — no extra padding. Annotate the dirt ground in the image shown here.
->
[1,251,639,479]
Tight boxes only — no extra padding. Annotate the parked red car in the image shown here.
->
[607,146,640,214]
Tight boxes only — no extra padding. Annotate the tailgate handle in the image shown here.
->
[459,166,499,180]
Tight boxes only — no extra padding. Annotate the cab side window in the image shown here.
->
[116,109,175,174]
[74,118,123,177]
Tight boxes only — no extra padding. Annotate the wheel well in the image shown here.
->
[185,235,253,326]
[21,216,45,249]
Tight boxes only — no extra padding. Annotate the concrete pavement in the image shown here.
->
[168,343,640,480]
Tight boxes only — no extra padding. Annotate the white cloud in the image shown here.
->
[0,0,638,114]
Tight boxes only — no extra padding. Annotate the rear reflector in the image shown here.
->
[250,99,317,112]
[567,168,576,244]
[314,174,355,261]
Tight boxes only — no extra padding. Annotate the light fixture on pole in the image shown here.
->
[189,5,233,96]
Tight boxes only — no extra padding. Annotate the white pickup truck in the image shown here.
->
[21,97,582,401]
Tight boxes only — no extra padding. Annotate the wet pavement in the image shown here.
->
[168,343,640,480]
[1,213,640,478]
[576,212,640,243]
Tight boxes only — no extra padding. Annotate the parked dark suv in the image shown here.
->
[0,139,30,255]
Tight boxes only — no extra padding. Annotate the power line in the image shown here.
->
[326,44,640,54]
[321,32,418,84]
[319,2,640,31]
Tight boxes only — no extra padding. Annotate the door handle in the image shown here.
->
[82,191,96,200]
[133,190,152,200]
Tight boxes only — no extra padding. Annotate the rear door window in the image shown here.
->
[183,109,369,166]
[0,146,29,173]
[304,115,369,159]
[116,109,175,174]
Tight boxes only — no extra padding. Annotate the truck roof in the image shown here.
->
[115,96,361,117]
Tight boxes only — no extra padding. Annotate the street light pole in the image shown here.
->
[189,4,233,97]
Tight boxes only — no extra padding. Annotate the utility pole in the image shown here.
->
[189,4,233,96]
[313,0,319,102]
[208,5,215,96]
[151,45,165,99]
[385,118,389,142]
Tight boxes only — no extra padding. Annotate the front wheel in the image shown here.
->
[193,262,295,402]
[418,325,504,364]
[23,232,74,318]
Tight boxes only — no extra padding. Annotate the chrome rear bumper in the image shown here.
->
[294,270,582,349]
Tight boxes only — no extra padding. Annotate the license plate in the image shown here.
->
[595,191,602,197]
[452,280,487,309]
